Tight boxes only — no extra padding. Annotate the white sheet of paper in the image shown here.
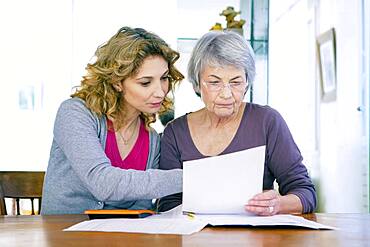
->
[183,146,266,214]
[194,214,337,230]
[64,210,207,235]
[64,205,336,234]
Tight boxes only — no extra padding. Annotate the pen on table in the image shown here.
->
[186,212,195,220]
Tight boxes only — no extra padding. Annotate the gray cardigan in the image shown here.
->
[41,98,182,215]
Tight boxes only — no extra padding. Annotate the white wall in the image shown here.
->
[269,0,369,213]
[0,0,73,171]
[317,0,369,213]
[269,0,318,173]
[0,0,178,170]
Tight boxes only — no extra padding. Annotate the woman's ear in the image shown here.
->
[113,83,123,92]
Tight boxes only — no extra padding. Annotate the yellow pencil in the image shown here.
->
[186,212,195,220]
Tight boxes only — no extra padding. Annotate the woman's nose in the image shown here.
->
[153,81,166,98]
[219,84,232,98]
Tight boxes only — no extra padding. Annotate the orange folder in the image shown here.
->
[84,209,155,219]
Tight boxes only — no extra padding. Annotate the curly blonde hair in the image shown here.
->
[72,27,184,130]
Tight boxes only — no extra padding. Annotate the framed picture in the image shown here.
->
[317,28,337,102]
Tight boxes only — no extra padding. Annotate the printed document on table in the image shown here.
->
[194,214,338,230]
[64,205,337,234]
[64,206,207,235]
[183,146,266,214]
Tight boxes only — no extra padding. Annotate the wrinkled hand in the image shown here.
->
[245,190,281,216]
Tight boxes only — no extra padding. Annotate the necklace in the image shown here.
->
[117,118,139,145]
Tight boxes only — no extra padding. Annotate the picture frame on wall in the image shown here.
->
[317,28,337,102]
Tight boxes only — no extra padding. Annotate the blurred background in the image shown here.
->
[0,0,368,214]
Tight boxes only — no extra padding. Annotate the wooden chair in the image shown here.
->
[0,171,45,215]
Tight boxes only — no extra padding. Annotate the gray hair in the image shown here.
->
[187,30,256,97]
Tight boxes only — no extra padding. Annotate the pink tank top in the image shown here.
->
[105,119,149,171]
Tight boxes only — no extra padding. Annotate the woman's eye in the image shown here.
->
[161,76,170,81]
[230,81,243,86]
[140,81,151,86]
[208,81,221,85]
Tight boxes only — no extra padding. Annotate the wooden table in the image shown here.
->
[1,214,369,246]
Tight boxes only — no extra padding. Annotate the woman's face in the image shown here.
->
[199,64,247,118]
[117,56,170,115]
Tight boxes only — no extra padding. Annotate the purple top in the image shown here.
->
[159,103,316,213]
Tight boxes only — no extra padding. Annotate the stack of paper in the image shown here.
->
[64,205,336,234]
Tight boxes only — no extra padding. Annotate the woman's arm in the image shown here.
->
[53,99,182,202]
[245,108,316,215]
[266,109,316,213]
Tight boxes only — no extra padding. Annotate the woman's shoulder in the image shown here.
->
[245,103,287,130]
[58,97,87,113]
[247,102,277,113]
[59,97,103,117]
[161,113,190,139]
[56,97,104,126]
[246,103,282,119]
[165,113,188,130]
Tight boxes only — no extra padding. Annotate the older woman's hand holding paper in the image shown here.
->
[182,146,265,215]
[246,190,303,216]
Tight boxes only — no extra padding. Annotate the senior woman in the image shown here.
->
[158,30,316,215]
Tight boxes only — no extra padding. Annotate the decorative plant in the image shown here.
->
[211,6,246,31]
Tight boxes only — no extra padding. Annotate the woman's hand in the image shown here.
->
[245,190,281,216]
[245,190,303,215]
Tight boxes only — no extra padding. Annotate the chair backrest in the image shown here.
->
[0,171,45,215]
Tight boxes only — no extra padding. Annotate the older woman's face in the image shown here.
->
[200,65,247,118]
